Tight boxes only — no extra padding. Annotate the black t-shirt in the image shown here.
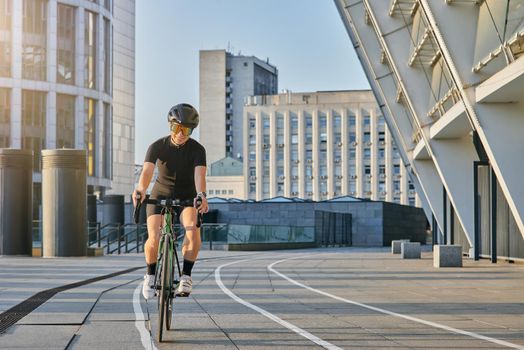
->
[145,136,206,199]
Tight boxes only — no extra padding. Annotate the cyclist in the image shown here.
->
[133,103,208,300]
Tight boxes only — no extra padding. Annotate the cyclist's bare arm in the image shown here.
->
[194,165,208,213]
[133,162,155,206]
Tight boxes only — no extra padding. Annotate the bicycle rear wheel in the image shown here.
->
[157,234,171,342]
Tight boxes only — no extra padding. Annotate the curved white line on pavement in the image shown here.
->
[133,282,158,350]
[268,257,524,350]
[215,259,343,350]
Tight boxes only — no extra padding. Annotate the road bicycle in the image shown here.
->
[134,194,202,342]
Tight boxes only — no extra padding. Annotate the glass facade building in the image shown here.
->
[0,0,136,218]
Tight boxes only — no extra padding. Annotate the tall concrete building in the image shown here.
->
[199,50,278,165]
[243,90,419,205]
[0,0,135,214]
[335,0,524,260]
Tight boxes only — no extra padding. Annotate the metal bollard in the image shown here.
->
[42,149,87,257]
[0,149,33,255]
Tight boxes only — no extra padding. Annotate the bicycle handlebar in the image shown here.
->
[133,193,203,226]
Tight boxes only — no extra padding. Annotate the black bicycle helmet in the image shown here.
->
[167,103,199,128]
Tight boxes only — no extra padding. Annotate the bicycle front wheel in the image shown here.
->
[165,246,175,330]
[157,234,171,342]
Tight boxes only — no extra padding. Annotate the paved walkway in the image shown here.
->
[1,247,523,349]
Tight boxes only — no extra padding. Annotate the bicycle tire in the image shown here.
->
[165,246,174,330]
[157,234,170,342]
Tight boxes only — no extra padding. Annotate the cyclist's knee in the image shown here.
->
[184,225,198,233]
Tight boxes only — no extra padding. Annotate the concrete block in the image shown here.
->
[401,242,420,259]
[391,239,410,254]
[433,245,462,267]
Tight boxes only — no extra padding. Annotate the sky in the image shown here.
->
[135,0,370,163]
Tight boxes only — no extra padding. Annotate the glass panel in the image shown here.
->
[22,90,46,171]
[0,0,11,77]
[0,88,10,147]
[22,0,47,81]
[85,11,96,89]
[56,94,75,148]
[57,4,75,84]
[85,98,96,176]
[102,103,111,178]
[227,224,314,244]
[103,18,111,93]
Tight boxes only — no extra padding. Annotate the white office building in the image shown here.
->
[335,0,524,260]
[243,90,419,205]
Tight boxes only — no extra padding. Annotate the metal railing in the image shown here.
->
[31,221,316,255]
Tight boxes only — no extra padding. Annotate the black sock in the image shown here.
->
[147,263,156,275]
[182,260,195,276]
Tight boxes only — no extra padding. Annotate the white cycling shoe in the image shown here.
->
[142,274,156,300]
[176,275,192,296]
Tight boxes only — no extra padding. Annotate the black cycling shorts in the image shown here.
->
[146,189,195,220]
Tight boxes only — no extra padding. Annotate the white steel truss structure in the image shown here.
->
[335,0,524,261]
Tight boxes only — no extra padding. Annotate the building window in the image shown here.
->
[221,189,227,195]
[263,182,269,194]
[276,114,284,129]
[103,18,111,94]
[348,113,356,126]
[291,115,298,129]
[333,112,341,128]
[349,132,356,143]
[305,113,312,128]
[263,116,270,128]
[363,132,371,143]
[291,149,298,161]
[277,149,284,161]
[249,134,256,145]
[349,149,356,159]
[249,151,255,161]
[349,180,356,192]
[291,134,298,144]
[305,133,312,144]
[0,0,12,77]
[394,180,401,191]
[249,117,255,128]
[319,113,327,128]
[306,149,312,161]
[85,98,97,176]
[263,149,269,161]
[249,167,256,176]
[85,11,97,89]
[379,131,385,141]
[363,114,370,127]
[277,182,284,193]
[228,189,233,195]
[22,0,47,81]
[102,103,111,179]
[249,184,256,194]
[0,88,10,147]
[22,90,46,172]
[208,189,214,195]
[379,164,385,175]
[56,94,75,148]
[379,148,385,158]
[394,164,401,174]
[57,4,75,84]
[364,165,371,174]
[364,148,371,160]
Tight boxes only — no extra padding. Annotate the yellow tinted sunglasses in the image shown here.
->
[170,122,193,136]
